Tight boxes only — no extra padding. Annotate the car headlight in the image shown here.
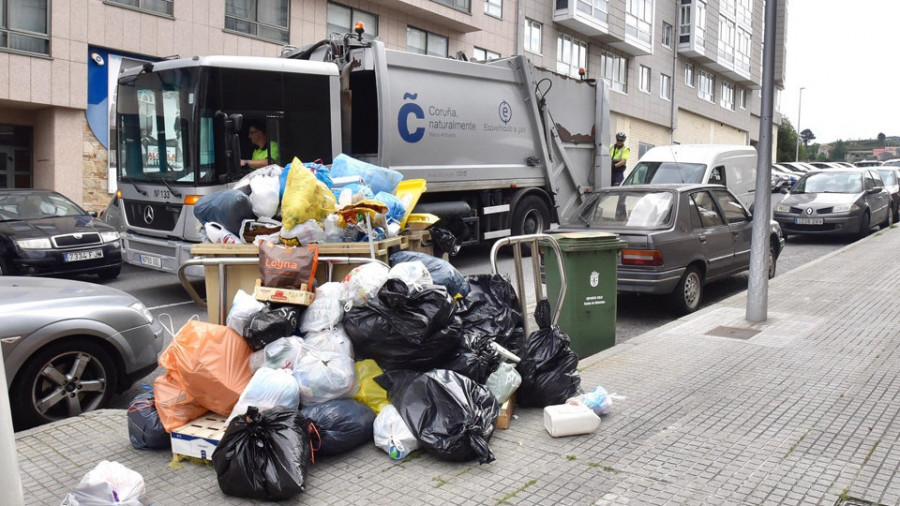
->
[775,204,791,213]
[832,203,859,213]
[100,231,120,243]
[130,301,154,323]
[16,237,52,249]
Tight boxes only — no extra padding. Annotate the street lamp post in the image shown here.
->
[795,87,805,162]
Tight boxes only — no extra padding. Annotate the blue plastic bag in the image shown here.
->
[300,399,376,456]
[374,191,405,224]
[331,154,403,194]
[193,189,255,235]
[332,183,375,202]
[390,250,470,297]
[279,160,334,199]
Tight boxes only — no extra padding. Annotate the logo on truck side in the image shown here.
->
[499,100,512,124]
[398,92,425,143]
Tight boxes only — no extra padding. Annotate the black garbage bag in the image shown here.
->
[343,279,462,371]
[243,304,300,351]
[212,406,313,501]
[429,216,471,257]
[460,274,526,357]
[193,189,255,235]
[376,369,499,464]
[127,391,170,450]
[442,330,500,384]
[389,251,469,297]
[516,299,582,408]
[300,399,376,457]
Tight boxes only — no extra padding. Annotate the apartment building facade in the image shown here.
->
[0,0,786,210]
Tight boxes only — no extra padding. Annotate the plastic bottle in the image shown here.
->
[204,222,240,244]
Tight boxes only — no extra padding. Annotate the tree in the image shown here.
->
[878,132,886,147]
[830,140,848,161]
[776,118,800,162]
[800,129,816,147]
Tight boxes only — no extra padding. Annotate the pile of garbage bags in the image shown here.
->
[194,154,413,247]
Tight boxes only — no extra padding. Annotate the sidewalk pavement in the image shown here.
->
[15,227,900,505]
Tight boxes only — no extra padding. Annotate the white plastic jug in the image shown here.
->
[543,403,600,437]
[204,222,239,244]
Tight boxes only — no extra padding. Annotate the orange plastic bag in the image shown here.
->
[158,321,254,417]
[153,370,207,432]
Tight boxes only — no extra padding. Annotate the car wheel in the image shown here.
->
[857,211,871,240]
[11,339,118,431]
[669,265,703,315]
[97,264,121,280]
[893,203,899,224]
[768,244,777,279]
[0,257,7,276]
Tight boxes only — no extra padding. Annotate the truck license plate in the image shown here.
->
[795,217,824,225]
[139,254,162,268]
[65,249,103,262]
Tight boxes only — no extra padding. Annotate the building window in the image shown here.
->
[524,18,542,54]
[638,142,654,158]
[735,29,751,74]
[739,88,747,109]
[0,123,33,188]
[721,0,735,16]
[485,0,501,18]
[639,65,651,93]
[600,50,627,93]
[407,26,448,57]
[699,69,714,102]
[0,0,49,55]
[717,16,735,64]
[557,33,587,79]
[432,0,471,14]
[576,0,608,24]
[625,0,653,45]
[684,63,695,87]
[695,0,706,46]
[327,3,378,37]
[105,0,173,17]
[225,0,290,43]
[662,22,673,48]
[737,0,752,26]
[679,4,691,43]
[473,47,500,61]
[660,73,671,101]
[720,81,735,110]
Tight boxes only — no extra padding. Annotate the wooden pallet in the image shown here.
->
[253,279,315,305]
[496,393,516,430]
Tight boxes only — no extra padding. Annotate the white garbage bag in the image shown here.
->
[373,405,419,460]
[248,336,305,372]
[227,367,301,424]
[302,326,354,358]
[292,349,358,405]
[60,460,145,506]
[342,262,390,309]
[226,289,265,337]
[299,282,344,333]
[387,261,433,289]
[249,174,281,219]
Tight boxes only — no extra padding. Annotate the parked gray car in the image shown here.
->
[774,169,891,239]
[562,184,784,314]
[1,277,165,430]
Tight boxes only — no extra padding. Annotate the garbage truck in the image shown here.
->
[113,30,611,274]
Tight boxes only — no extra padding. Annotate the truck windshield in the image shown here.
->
[578,191,675,228]
[623,162,707,185]
[117,68,198,184]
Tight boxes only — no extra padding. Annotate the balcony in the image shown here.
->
[552,0,651,56]
[367,0,483,33]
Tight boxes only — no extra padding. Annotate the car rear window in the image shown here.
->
[877,170,897,186]
[580,191,674,228]
[623,162,707,185]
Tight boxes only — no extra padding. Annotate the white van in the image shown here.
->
[621,145,758,208]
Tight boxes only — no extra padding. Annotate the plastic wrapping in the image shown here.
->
[293,349,358,405]
[516,299,582,408]
[300,399,376,456]
[281,156,338,230]
[387,261,433,288]
[372,404,419,460]
[157,321,253,417]
[389,251,469,297]
[127,391,170,451]
[243,304,300,351]
[374,191,406,223]
[567,386,614,416]
[299,282,344,332]
[303,326,354,358]
[377,369,499,464]
[280,219,327,246]
[152,370,207,432]
[460,274,527,358]
[343,279,462,371]
[228,367,301,424]
[484,362,521,404]
[226,289,265,337]
[249,336,306,372]
[331,154,403,194]
[61,461,145,506]
[213,407,312,501]
[342,262,390,309]
[353,359,391,414]
[193,189,255,236]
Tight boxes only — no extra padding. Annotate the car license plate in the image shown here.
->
[64,249,103,262]
[795,217,824,225]
[139,254,162,268]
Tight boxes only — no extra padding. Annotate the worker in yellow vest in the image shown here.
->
[610,132,630,185]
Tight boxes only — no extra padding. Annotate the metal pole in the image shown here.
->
[794,87,805,161]
[747,0,778,322]
[0,347,25,506]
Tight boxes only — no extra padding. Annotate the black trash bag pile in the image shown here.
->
[460,274,526,358]
[442,330,500,384]
[212,406,313,501]
[516,299,582,408]
[376,369,499,464]
[127,391,170,450]
[243,304,301,351]
[300,399,376,457]
[343,279,462,371]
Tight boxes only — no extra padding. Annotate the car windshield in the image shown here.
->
[793,172,862,194]
[622,162,707,185]
[877,170,898,186]
[578,191,675,228]
[0,192,87,221]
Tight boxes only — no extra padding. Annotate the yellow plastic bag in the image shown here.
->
[353,359,390,414]
[281,157,337,230]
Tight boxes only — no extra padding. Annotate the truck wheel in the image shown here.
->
[669,265,703,315]
[512,195,551,237]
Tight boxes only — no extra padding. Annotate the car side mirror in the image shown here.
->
[780,187,789,194]
[867,187,880,194]
[88,210,98,218]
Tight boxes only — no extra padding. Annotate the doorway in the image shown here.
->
[0,124,34,188]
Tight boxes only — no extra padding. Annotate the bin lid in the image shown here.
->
[550,231,625,252]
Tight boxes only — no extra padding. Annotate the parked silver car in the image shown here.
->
[562,184,784,314]
[1,277,164,430]
[774,169,891,239]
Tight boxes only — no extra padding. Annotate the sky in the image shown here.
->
[779,0,900,144]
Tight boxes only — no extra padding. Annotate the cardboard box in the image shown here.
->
[170,412,228,461]
[496,393,516,430]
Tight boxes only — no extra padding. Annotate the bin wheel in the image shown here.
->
[669,265,703,315]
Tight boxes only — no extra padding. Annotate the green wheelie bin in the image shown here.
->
[541,232,624,359]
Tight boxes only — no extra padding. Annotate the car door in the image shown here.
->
[711,189,753,271]
[865,170,890,223]
[688,190,735,279]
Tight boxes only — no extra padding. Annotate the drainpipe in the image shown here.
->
[0,348,25,506]
[515,0,523,55]
[670,0,679,143]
